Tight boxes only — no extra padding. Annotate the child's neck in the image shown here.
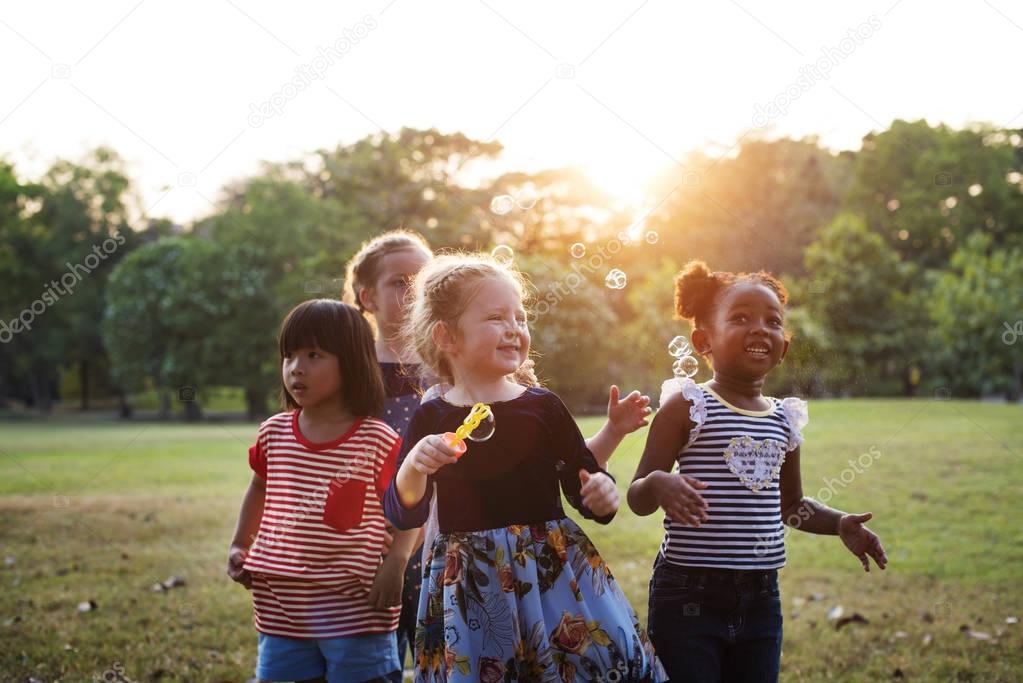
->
[445,371,524,406]
[706,371,771,410]
[297,399,356,441]
[375,335,414,364]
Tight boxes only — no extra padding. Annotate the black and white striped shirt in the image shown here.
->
[659,379,807,570]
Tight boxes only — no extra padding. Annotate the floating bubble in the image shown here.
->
[605,268,627,290]
[645,231,659,245]
[515,185,538,210]
[668,335,691,358]
[490,195,516,215]
[673,355,699,378]
[467,410,496,442]
[491,245,514,265]
[968,183,983,197]
[570,243,586,259]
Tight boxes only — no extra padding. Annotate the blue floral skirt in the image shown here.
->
[413,517,666,682]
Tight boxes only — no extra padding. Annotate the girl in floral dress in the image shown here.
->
[383,253,666,682]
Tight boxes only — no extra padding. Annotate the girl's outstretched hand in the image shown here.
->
[579,470,619,517]
[408,434,460,475]
[838,512,888,572]
[653,471,710,526]
[607,385,652,435]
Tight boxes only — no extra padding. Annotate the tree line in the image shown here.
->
[1,121,1021,420]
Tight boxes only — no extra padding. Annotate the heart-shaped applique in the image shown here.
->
[722,435,787,492]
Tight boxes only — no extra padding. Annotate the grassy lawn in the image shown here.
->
[1,398,1020,681]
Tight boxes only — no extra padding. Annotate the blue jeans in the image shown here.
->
[256,631,401,683]
[647,555,783,683]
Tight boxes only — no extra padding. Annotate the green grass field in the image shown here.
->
[1,398,1021,681]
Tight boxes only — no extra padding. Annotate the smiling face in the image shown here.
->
[282,346,343,410]
[360,247,431,340]
[440,275,531,382]
[692,282,789,380]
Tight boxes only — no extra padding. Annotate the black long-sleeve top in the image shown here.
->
[383,387,616,532]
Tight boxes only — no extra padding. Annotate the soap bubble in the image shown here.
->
[491,245,514,265]
[467,410,496,442]
[645,231,659,245]
[673,355,699,378]
[570,243,586,259]
[490,195,515,215]
[515,185,538,210]
[605,268,627,290]
[668,335,691,358]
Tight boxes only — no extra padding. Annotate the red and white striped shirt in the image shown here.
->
[243,410,401,639]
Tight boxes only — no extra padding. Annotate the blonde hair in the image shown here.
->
[402,252,539,388]
[342,230,433,320]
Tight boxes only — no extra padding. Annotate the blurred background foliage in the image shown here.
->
[2,120,1022,419]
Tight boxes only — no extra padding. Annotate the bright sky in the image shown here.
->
[1,0,1019,224]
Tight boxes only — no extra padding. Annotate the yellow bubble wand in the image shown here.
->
[444,402,492,458]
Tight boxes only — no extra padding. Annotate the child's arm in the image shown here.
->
[627,392,709,524]
[368,527,420,609]
[780,446,888,571]
[586,385,652,468]
[385,434,459,529]
[227,473,266,589]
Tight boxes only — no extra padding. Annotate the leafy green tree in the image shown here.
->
[104,238,208,419]
[0,161,44,408]
[803,213,916,395]
[516,254,622,410]
[648,137,850,279]
[0,149,139,411]
[104,238,277,420]
[846,120,1023,269]
[306,127,502,249]
[928,232,1023,400]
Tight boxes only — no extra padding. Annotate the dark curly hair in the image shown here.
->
[674,260,789,328]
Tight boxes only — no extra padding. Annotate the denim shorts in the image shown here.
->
[647,554,783,683]
[256,631,400,683]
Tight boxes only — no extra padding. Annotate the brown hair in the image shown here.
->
[674,259,789,329]
[342,230,433,320]
[401,252,539,388]
[278,299,385,415]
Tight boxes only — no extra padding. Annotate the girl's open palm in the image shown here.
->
[839,512,888,572]
[607,385,652,435]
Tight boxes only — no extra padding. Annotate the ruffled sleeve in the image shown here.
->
[780,396,809,451]
[659,376,707,450]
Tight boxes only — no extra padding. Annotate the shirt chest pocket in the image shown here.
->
[323,477,367,532]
